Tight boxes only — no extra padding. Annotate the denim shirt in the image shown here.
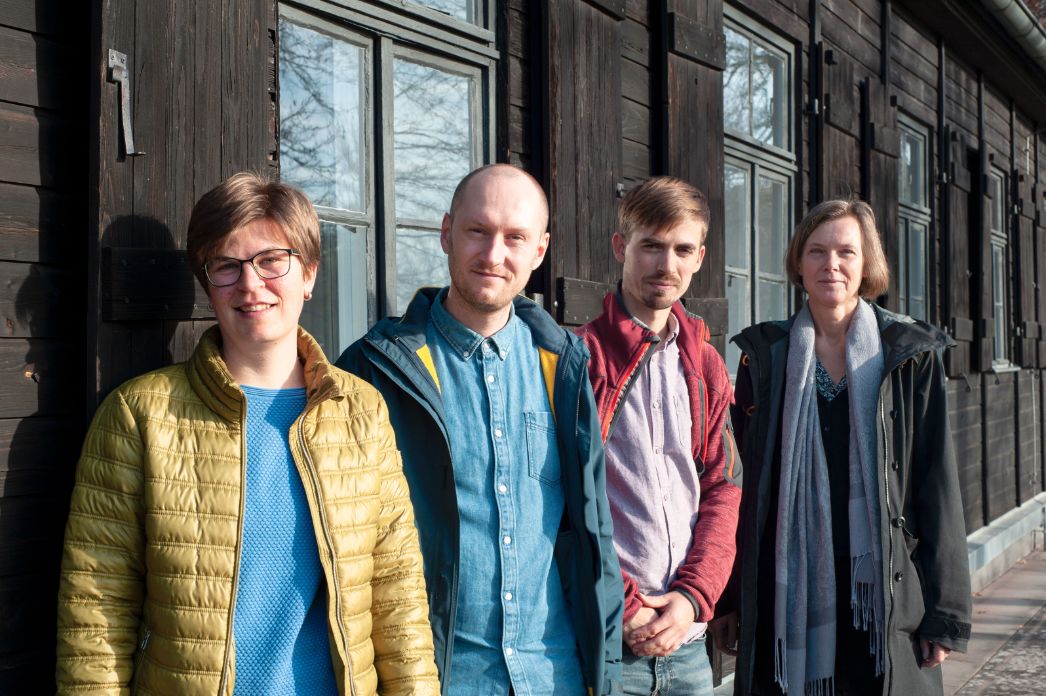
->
[428,293,584,696]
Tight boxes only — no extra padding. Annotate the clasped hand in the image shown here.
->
[624,591,696,657]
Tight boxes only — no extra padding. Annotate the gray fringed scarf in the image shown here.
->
[774,300,885,695]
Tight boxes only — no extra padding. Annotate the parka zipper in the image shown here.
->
[880,397,894,600]
[298,420,356,696]
[131,626,151,694]
[217,406,248,696]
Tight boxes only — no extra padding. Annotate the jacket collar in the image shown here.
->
[371,286,575,358]
[731,301,954,374]
[187,325,343,423]
[588,287,709,361]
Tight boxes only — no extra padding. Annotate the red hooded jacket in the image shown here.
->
[577,291,741,623]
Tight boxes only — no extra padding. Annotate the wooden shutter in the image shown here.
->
[658,0,727,350]
[1015,166,1037,367]
[819,45,860,201]
[974,147,995,371]
[862,77,899,309]
[541,0,624,312]
[943,128,975,376]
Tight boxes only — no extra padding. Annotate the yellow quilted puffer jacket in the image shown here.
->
[56,326,439,695]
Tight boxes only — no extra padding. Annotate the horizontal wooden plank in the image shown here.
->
[622,137,652,183]
[102,247,213,321]
[587,0,626,20]
[622,56,648,105]
[0,25,70,110]
[622,97,649,146]
[668,11,724,70]
[0,261,66,338]
[0,0,75,37]
[0,337,72,418]
[557,276,610,326]
[683,296,728,336]
[621,15,649,66]
[0,183,73,263]
[951,317,974,342]
[0,102,81,190]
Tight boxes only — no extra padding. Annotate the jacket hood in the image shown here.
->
[187,324,344,422]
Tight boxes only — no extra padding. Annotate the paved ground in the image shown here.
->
[945,551,1046,695]
[713,550,1046,695]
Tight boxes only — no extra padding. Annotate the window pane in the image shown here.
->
[409,0,474,24]
[907,221,927,321]
[726,273,749,375]
[723,28,750,137]
[751,44,786,148]
[279,19,366,212]
[757,278,786,323]
[725,164,750,270]
[300,222,369,359]
[396,227,451,314]
[757,175,787,276]
[899,128,926,208]
[394,58,475,224]
[992,242,1006,361]
[990,173,1005,234]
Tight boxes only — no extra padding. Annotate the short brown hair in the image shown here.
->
[785,198,889,299]
[186,172,320,288]
[617,177,710,242]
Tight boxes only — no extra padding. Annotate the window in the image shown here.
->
[278,3,494,358]
[987,168,1009,363]
[897,115,930,321]
[723,13,796,374]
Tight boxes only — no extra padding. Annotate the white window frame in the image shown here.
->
[987,167,1009,365]
[723,8,797,376]
[897,114,931,321]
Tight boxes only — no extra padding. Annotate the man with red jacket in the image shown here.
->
[578,176,742,696]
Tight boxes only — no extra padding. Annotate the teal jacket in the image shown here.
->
[336,288,624,696]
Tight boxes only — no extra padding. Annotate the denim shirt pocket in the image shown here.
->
[524,410,560,486]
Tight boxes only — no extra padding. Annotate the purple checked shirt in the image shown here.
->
[604,314,706,643]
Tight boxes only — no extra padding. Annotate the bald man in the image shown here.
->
[338,164,624,696]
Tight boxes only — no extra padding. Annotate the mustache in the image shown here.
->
[644,274,681,284]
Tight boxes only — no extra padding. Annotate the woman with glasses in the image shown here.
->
[56,172,439,695]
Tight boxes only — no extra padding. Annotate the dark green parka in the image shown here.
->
[725,304,972,696]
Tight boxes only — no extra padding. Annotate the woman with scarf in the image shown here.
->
[716,199,971,695]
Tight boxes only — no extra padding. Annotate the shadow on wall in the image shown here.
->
[0,214,197,690]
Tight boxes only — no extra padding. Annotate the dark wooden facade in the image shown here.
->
[2,0,1046,689]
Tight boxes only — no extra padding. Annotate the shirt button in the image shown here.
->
[498,483,507,493]
[505,647,514,656]
[652,401,660,409]
[504,592,513,601]
[487,374,495,383]
[494,428,503,438]
[503,535,512,545]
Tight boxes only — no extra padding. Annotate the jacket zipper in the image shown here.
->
[298,420,357,696]
[603,342,654,442]
[880,397,894,602]
[217,407,248,695]
[131,626,151,694]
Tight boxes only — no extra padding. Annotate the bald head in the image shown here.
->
[449,164,549,231]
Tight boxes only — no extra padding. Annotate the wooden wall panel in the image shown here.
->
[1016,370,1040,503]
[0,0,87,689]
[949,376,983,533]
[983,371,1016,523]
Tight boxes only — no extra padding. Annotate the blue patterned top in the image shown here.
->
[815,360,848,402]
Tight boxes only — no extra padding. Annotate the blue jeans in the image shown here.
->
[621,638,714,696]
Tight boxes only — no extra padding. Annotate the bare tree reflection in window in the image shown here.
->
[279,19,366,212]
[394,59,474,221]
[396,227,451,313]
[724,28,750,136]
[410,0,474,23]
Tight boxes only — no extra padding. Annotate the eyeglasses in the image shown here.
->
[204,248,302,287]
